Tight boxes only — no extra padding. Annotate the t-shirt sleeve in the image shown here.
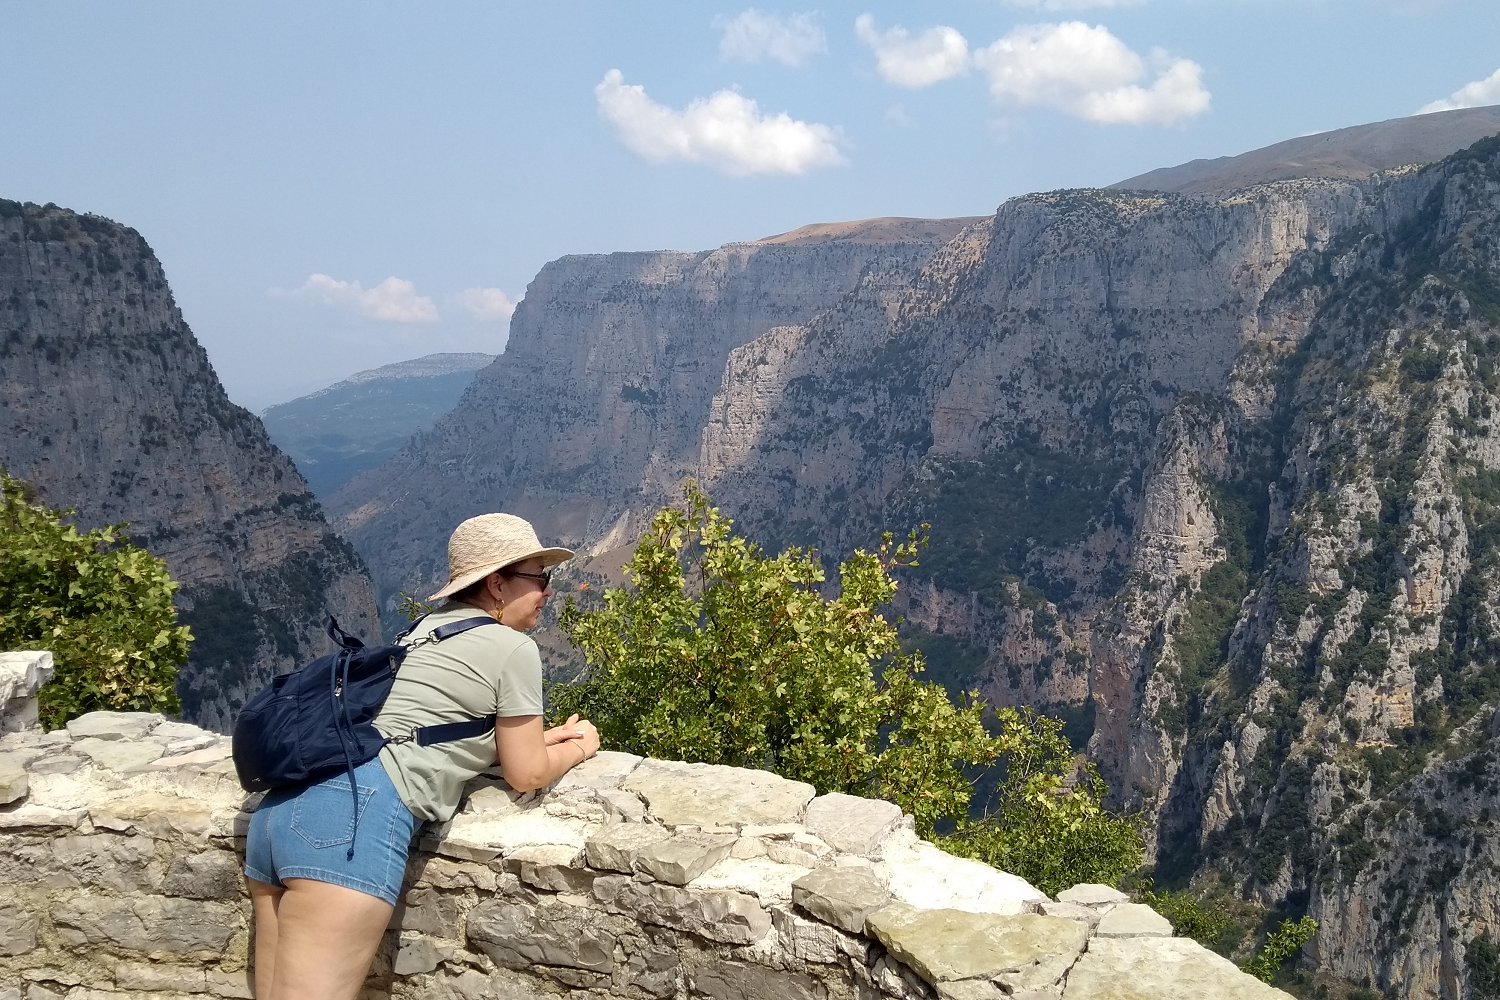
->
[496,637,545,718]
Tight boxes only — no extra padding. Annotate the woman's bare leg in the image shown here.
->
[264,878,394,1000]
[248,878,284,998]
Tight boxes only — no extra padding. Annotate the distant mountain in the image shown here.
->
[1112,104,1500,194]
[0,199,380,731]
[261,352,494,499]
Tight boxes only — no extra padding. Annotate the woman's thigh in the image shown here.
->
[268,878,394,1000]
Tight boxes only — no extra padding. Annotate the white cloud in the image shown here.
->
[594,69,846,177]
[719,10,827,67]
[854,14,970,89]
[974,22,1209,125]
[1001,0,1142,10]
[1420,67,1500,113]
[277,273,439,323]
[457,287,518,322]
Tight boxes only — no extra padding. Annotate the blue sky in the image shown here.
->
[5,1,1498,410]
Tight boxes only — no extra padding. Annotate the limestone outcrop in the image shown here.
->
[326,135,1500,995]
[0,200,379,731]
[0,654,1289,1000]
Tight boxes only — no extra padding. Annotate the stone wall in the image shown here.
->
[0,657,1290,1000]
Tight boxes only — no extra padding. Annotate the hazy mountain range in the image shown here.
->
[260,352,494,498]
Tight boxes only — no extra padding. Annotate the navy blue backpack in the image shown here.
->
[231,613,498,796]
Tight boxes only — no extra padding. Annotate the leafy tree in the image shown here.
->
[938,707,1143,896]
[555,483,1142,889]
[1469,933,1500,999]
[1243,916,1318,984]
[0,471,189,728]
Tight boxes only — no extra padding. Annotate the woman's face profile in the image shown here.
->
[497,557,551,632]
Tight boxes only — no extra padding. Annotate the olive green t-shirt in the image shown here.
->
[375,605,544,821]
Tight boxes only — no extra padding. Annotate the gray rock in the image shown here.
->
[803,791,905,855]
[50,834,165,893]
[151,720,216,745]
[0,753,26,805]
[392,887,464,937]
[1065,937,1295,998]
[1035,899,1102,928]
[506,844,595,894]
[64,711,165,742]
[0,902,38,956]
[72,736,165,772]
[164,850,244,901]
[620,945,681,999]
[633,831,737,885]
[1056,883,1130,906]
[592,873,772,944]
[52,895,240,957]
[936,981,1009,1000]
[552,749,644,791]
[792,866,891,934]
[690,960,825,1000]
[468,898,617,972]
[28,753,84,775]
[864,902,1087,987]
[773,907,871,966]
[598,787,647,822]
[622,759,815,828]
[391,931,456,975]
[1095,902,1174,937]
[585,823,673,873]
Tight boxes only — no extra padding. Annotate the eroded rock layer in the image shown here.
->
[334,138,1500,996]
[0,201,378,731]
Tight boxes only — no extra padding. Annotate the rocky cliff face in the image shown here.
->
[0,200,379,731]
[332,136,1500,995]
[329,218,977,618]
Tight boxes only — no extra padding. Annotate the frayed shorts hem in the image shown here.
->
[247,865,402,907]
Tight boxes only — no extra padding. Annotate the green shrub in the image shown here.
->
[555,484,1142,890]
[0,471,188,727]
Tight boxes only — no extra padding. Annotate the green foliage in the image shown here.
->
[555,483,994,832]
[557,484,1142,891]
[1136,882,1247,956]
[894,445,1127,607]
[939,707,1144,897]
[1469,934,1500,1000]
[0,471,188,728]
[1244,916,1318,984]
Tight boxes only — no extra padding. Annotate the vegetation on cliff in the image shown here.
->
[0,471,188,727]
[553,484,1143,895]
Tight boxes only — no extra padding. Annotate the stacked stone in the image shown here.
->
[0,698,1292,999]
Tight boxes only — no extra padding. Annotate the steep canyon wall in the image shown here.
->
[0,201,378,731]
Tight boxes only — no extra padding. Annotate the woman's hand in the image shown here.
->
[544,714,583,746]
[544,714,602,761]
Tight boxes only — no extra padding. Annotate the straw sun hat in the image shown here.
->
[428,513,575,601]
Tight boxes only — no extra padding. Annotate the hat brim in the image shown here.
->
[427,545,575,602]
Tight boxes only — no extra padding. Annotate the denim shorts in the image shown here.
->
[243,757,419,906]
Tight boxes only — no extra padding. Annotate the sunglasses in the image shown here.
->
[503,569,552,590]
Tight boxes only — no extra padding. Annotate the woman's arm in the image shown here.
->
[494,714,600,792]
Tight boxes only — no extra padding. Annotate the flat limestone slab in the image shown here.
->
[878,840,1045,915]
[803,792,905,855]
[622,759,815,828]
[1065,938,1295,999]
[792,866,891,935]
[864,903,1086,986]
[1095,902,1173,938]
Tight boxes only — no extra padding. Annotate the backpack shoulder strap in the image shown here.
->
[403,615,502,747]
[430,616,499,642]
